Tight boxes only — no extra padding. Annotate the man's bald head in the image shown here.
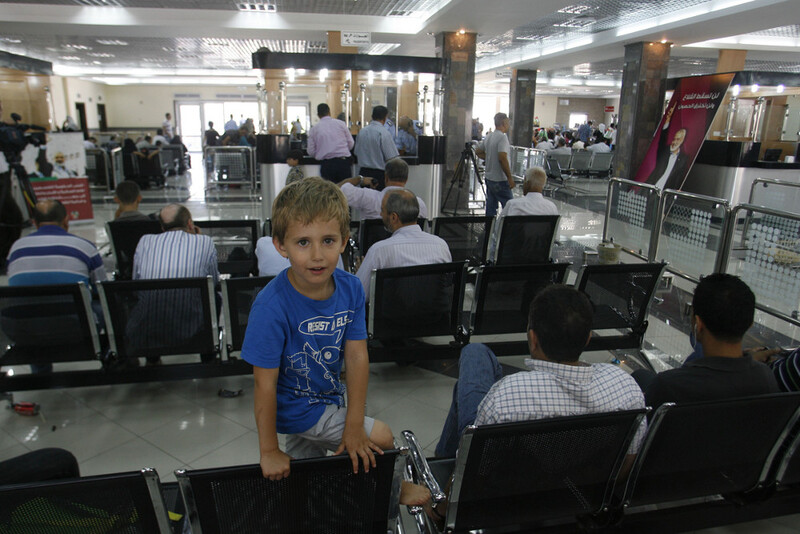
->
[33,199,68,228]
[159,203,193,231]
[523,166,547,194]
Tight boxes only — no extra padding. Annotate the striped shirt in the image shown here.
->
[476,358,647,452]
[7,225,106,287]
[307,116,354,160]
[133,230,219,281]
[356,224,451,299]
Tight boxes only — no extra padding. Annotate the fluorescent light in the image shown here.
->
[732,84,740,96]
[751,84,759,92]
[381,70,389,81]
[396,72,403,84]
[286,67,295,82]
[368,70,374,85]
[407,71,415,82]
[319,68,328,82]
[777,84,785,93]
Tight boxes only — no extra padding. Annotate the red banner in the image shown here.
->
[30,177,94,222]
[634,73,734,191]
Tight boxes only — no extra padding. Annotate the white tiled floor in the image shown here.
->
[2,166,799,532]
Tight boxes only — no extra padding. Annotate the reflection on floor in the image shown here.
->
[2,166,798,532]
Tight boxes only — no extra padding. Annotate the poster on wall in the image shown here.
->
[634,73,735,191]
[0,131,94,222]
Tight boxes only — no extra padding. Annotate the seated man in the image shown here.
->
[131,204,219,363]
[356,189,450,299]
[488,166,558,259]
[633,274,779,407]
[337,158,428,220]
[435,285,647,459]
[549,137,571,155]
[113,180,151,222]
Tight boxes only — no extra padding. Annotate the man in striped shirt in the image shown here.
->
[131,204,218,363]
[7,199,106,288]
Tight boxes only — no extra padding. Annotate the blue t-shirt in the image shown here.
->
[241,268,367,434]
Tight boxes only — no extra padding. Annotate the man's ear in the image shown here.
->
[273,236,289,258]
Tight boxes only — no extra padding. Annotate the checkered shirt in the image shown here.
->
[476,358,647,452]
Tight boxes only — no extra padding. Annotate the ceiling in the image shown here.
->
[0,0,798,96]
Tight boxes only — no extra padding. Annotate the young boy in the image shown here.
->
[285,149,305,186]
[242,177,395,480]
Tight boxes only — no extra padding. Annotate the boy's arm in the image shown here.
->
[335,338,383,473]
[254,365,291,480]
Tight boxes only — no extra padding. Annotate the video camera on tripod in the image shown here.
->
[1,112,48,270]
[441,142,485,216]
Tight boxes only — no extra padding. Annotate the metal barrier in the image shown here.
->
[720,204,800,326]
[603,178,662,261]
[653,190,731,282]
[158,144,185,176]
[85,148,111,189]
[109,147,124,191]
[749,178,800,216]
[509,146,547,179]
[204,146,256,190]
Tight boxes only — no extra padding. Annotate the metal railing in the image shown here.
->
[653,189,731,282]
[85,148,111,190]
[509,146,546,179]
[109,147,124,192]
[720,203,800,326]
[748,178,800,216]
[603,178,662,261]
[203,146,256,190]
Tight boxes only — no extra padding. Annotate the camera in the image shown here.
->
[0,113,46,164]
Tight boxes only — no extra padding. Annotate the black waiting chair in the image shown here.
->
[589,152,614,178]
[545,156,565,183]
[358,218,427,257]
[551,151,573,171]
[431,215,494,267]
[175,451,400,534]
[98,276,219,365]
[0,468,172,533]
[575,262,667,353]
[621,393,800,511]
[570,149,592,177]
[469,263,570,345]
[262,218,271,237]
[403,409,648,533]
[106,219,163,280]
[0,282,102,370]
[489,214,560,265]
[194,219,259,277]
[85,148,110,188]
[221,276,274,357]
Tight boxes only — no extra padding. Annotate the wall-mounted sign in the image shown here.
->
[605,106,615,113]
[559,99,570,106]
[495,70,512,79]
[341,32,371,46]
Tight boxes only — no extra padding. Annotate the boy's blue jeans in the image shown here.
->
[435,343,503,458]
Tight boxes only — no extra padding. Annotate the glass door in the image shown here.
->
[177,103,202,152]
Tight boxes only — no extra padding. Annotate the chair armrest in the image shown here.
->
[401,430,447,504]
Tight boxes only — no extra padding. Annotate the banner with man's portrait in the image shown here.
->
[634,73,735,191]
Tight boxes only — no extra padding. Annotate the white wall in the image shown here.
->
[533,95,558,129]
[51,76,108,130]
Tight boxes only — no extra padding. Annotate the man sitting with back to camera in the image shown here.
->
[356,189,450,299]
[428,285,646,521]
[633,273,779,407]
[113,180,152,222]
[131,203,219,364]
[337,158,428,220]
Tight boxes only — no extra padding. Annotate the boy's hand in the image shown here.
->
[335,424,383,474]
[260,448,291,481]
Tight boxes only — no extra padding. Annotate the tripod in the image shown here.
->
[441,143,485,216]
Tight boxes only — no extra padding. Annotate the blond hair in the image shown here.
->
[271,177,350,243]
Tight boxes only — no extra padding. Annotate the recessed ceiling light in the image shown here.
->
[558,5,592,14]
[64,44,91,50]
[59,56,81,61]
[88,52,115,58]
[96,39,128,46]
[0,37,22,44]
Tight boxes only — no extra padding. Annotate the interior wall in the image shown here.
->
[555,97,607,128]
[55,76,108,130]
[533,95,558,130]
[605,96,620,126]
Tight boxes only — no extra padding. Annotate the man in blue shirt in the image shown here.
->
[354,105,399,191]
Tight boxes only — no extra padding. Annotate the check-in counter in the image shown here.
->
[259,133,446,221]
[683,140,800,206]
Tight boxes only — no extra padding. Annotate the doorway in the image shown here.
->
[75,102,88,137]
[97,103,108,131]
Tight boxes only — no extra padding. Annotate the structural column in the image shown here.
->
[435,31,476,211]
[614,42,671,180]
[509,69,537,148]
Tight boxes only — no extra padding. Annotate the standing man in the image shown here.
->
[354,105,399,191]
[577,120,592,144]
[162,113,174,140]
[224,114,238,132]
[306,103,355,183]
[204,121,220,147]
[476,112,514,217]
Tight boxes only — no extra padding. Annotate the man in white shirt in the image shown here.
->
[162,113,174,140]
[488,167,558,258]
[337,158,428,220]
[356,189,450,299]
[588,137,611,153]
[549,138,571,156]
[476,113,515,217]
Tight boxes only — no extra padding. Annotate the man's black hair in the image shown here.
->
[384,189,419,224]
[385,158,409,183]
[33,200,67,225]
[317,103,331,117]
[287,149,304,161]
[693,273,755,343]
[527,285,593,362]
[115,180,141,204]
[156,128,163,135]
[372,105,389,121]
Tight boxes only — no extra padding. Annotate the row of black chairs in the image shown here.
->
[4,393,800,533]
[403,391,800,533]
[0,261,666,390]
[546,150,614,179]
